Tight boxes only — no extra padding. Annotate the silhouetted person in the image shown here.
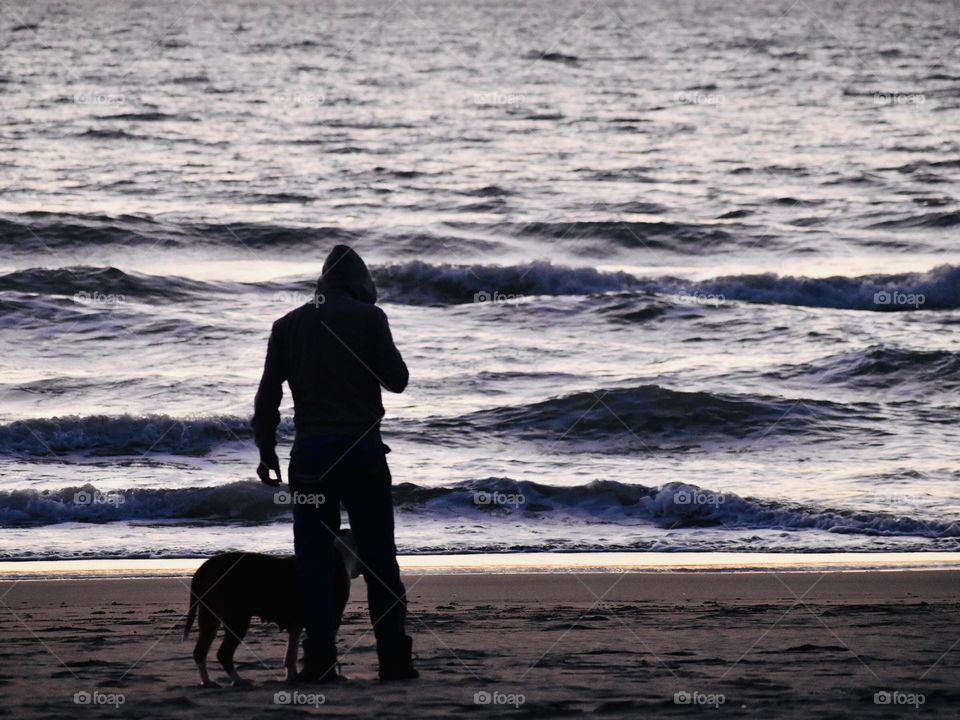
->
[252,244,416,682]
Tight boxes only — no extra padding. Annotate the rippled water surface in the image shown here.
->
[0,0,958,558]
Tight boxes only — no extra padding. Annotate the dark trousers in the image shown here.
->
[289,432,407,657]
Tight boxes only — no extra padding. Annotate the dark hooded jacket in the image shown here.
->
[252,245,408,448]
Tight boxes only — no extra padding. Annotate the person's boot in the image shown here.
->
[298,638,347,684]
[377,635,419,681]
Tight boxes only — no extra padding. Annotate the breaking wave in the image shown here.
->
[1,480,956,541]
[0,415,274,457]
[4,261,958,311]
[427,385,877,449]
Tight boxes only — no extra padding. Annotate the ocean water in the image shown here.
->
[1,0,959,560]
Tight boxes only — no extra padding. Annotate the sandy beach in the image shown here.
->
[0,569,957,718]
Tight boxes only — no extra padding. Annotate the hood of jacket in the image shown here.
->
[316,244,377,304]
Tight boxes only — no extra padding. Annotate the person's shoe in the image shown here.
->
[299,639,347,684]
[377,635,419,681]
[298,659,347,684]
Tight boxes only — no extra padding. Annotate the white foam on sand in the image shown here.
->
[2,551,960,580]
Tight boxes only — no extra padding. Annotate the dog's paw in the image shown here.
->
[199,680,221,689]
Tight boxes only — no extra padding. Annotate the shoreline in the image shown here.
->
[2,550,959,579]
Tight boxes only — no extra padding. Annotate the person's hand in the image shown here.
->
[257,446,282,486]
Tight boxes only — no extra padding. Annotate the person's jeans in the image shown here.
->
[289,432,407,659]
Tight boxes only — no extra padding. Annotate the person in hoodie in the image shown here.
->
[252,245,416,683]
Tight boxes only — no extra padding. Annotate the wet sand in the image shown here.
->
[0,571,957,718]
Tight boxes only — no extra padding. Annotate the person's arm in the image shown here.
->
[371,307,408,393]
[252,320,286,484]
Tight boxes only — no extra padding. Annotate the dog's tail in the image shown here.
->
[183,572,200,641]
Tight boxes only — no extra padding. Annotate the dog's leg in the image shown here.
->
[284,626,301,684]
[194,606,221,688]
[217,616,252,687]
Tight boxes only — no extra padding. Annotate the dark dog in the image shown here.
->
[184,530,358,687]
